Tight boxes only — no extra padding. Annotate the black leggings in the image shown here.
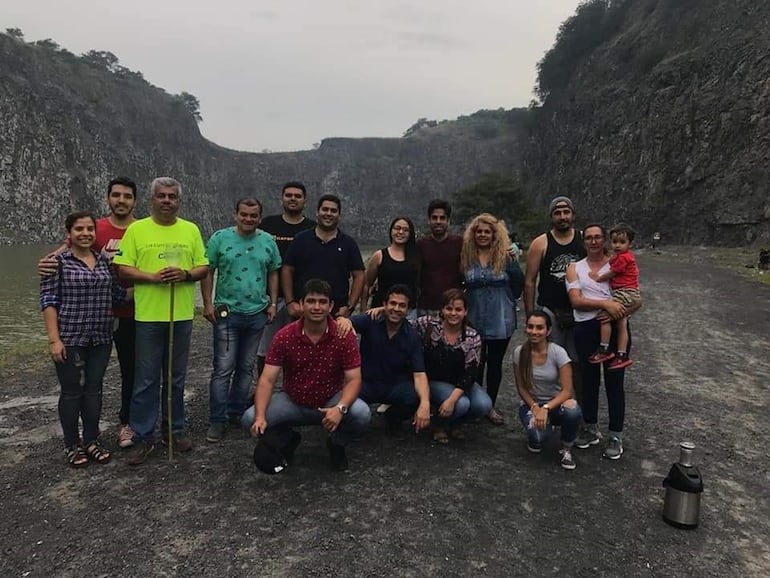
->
[477,337,511,405]
[55,344,111,447]
[114,317,136,425]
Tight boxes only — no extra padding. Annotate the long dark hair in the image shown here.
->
[518,310,552,393]
[389,216,420,272]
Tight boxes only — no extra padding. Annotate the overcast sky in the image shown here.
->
[2,0,581,152]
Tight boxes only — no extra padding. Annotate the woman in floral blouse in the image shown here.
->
[415,289,492,443]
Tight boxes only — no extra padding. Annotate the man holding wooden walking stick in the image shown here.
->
[114,177,208,466]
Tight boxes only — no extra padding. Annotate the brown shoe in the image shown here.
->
[432,428,449,444]
[486,408,505,426]
[163,433,193,452]
[126,441,155,466]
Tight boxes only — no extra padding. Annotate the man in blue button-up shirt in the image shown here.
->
[350,284,431,435]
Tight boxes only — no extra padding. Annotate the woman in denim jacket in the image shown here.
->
[461,213,524,425]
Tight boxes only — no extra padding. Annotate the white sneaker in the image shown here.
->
[118,424,135,448]
[559,448,576,470]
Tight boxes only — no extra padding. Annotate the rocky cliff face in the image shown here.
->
[4,0,768,247]
[0,34,520,244]
[524,0,770,245]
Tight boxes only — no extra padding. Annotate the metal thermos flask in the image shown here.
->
[662,441,704,529]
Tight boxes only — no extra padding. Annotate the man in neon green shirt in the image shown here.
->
[114,177,209,465]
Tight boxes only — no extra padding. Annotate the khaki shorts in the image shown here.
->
[612,288,641,308]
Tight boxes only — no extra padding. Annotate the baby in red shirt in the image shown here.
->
[588,223,642,370]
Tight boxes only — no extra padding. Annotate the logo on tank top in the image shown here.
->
[549,253,581,282]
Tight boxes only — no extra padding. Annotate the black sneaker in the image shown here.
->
[384,405,408,439]
[280,431,302,463]
[527,439,542,453]
[326,438,348,472]
[126,441,155,466]
[206,422,227,443]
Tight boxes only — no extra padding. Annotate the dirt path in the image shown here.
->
[1,249,768,577]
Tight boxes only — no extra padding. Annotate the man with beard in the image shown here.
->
[416,199,463,317]
[114,177,209,465]
[523,196,586,361]
[256,182,315,375]
[37,176,140,449]
[281,194,365,318]
[201,198,281,443]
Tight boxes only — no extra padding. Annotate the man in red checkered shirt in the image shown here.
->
[243,278,371,471]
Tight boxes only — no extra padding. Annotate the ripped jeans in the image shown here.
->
[518,400,582,447]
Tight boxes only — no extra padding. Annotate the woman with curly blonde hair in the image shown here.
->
[461,213,524,424]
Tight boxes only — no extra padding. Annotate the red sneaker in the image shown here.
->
[608,354,633,371]
[589,350,615,364]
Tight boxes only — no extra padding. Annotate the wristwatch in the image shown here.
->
[543,403,551,411]
[184,270,192,282]
[337,404,349,415]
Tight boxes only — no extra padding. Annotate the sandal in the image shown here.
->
[432,428,449,444]
[85,441,112,465]
[449,428,466,440]
[65,446,89,468]
[487,408,505,426]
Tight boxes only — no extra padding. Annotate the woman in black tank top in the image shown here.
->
[365,216,420,309]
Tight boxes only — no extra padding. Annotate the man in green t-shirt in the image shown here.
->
[200,198,281,443]
[113,177,209,465]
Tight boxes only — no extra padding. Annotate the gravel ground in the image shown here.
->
[1,248,768,577]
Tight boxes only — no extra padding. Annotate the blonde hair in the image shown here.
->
[461,213,511,274]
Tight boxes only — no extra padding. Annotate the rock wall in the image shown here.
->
[524,0,770,245]
[0,34,520,244]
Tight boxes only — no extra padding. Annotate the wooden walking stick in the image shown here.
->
[167,281,175,460]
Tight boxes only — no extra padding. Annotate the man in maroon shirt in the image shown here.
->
[242,279,371,471]
[416,199,463,316]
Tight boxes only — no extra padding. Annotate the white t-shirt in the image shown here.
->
[566,258,612,322]
[513,342,572,404]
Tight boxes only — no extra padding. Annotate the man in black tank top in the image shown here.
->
[524,196,586,361]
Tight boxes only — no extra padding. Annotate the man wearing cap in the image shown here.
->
[243,278,370,472]
[524,196,586,362]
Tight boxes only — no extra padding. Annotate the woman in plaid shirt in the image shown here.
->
[40,211,127,467]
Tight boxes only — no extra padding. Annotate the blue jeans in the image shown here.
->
[131,320,193,442]
[429,381,492,428]
[241,391,371,446]
[209,311,267,423]
[517,402,582,446]
[55,344,112,447]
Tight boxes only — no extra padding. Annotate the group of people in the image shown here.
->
[39,177,641,472]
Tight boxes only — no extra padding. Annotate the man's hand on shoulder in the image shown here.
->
[335,316,354,337]
[38,253,58,277]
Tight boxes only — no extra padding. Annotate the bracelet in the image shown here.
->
[269,302,277,307]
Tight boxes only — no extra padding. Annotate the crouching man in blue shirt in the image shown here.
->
[345,284,431,436]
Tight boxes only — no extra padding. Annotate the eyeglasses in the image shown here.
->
[584,235,604,242]
[392,226,410,233]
